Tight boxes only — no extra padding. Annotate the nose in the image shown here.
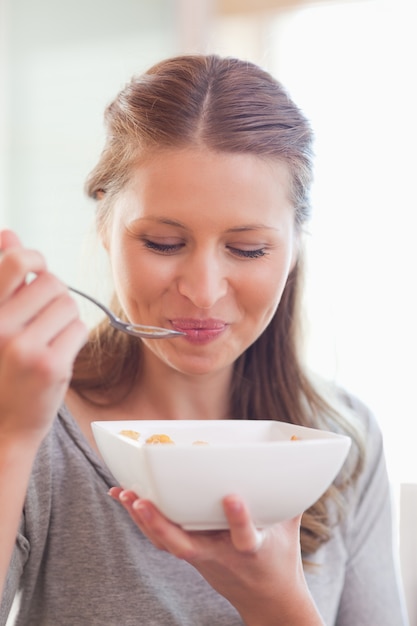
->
[177,251,228,309]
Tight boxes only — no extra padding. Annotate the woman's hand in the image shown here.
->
[0,229,88,445]
[0,229,88,599]
[109,487,324,625]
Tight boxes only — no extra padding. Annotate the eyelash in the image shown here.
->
[229,247,267,259]
[143,240,267,259]
[144,240,182,254]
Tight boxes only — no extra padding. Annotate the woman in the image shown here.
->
[0,55,408,625]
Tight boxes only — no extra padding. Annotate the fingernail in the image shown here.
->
[225,495,242,512]
[133,500,151,521]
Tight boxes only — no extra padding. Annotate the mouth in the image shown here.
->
[170,318,228,342]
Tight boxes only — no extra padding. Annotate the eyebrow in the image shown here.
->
[226,224,280,233]
[134,217,280,232]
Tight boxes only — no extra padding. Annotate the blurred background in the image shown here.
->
[0,0,416,487]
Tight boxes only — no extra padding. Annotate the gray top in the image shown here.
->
[1,400,409,626]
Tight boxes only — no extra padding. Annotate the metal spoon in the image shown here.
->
[68,286,185,339]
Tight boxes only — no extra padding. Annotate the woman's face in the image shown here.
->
[103,149,298,376]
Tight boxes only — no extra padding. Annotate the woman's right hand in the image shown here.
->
[0,229,88,446]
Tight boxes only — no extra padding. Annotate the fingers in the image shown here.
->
[222,495,265,554]
[0,273,65,335]
[0,240,47,302]
[109,489,196,558]
[0,234,83,351]
[0,272,87,366]
[0,229,22,250]
[108,489,167,549]
[47,316,88,363]
[110,489,266,561]
[5,313,88,382]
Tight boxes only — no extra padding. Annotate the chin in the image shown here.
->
[171,353,234,377]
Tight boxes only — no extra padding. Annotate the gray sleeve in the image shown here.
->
[335,406,409,625]
[0,526,29,626]
[0,435,52,626]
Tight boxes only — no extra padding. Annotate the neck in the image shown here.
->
[133,354,233,422]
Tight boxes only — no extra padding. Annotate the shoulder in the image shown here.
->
[337,388,384,460]
[335,389,392,528]
[318,382,389,516]
[311,376,384,476]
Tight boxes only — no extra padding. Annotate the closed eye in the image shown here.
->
[143,240,184,254]
[227,246,267,259]
[143,239,267,259]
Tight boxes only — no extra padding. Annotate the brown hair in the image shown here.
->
[71,54,364,555]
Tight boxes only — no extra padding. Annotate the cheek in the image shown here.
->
[240,267,288,321]
[112,248,176,303]
[141,258,178,286]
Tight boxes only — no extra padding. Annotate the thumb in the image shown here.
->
[0,229,22,251]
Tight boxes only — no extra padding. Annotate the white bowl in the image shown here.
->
[92,420,351,530]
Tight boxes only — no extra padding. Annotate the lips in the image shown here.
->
[171,318,226,330]
[170,318,227,342]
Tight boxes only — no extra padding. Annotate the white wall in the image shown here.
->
[1,0,178,284]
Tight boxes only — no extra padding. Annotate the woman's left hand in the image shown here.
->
[109,488,323,625]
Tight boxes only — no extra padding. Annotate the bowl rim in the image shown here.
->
[91,419,352,449]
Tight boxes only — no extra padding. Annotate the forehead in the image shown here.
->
[116,149,294,225]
